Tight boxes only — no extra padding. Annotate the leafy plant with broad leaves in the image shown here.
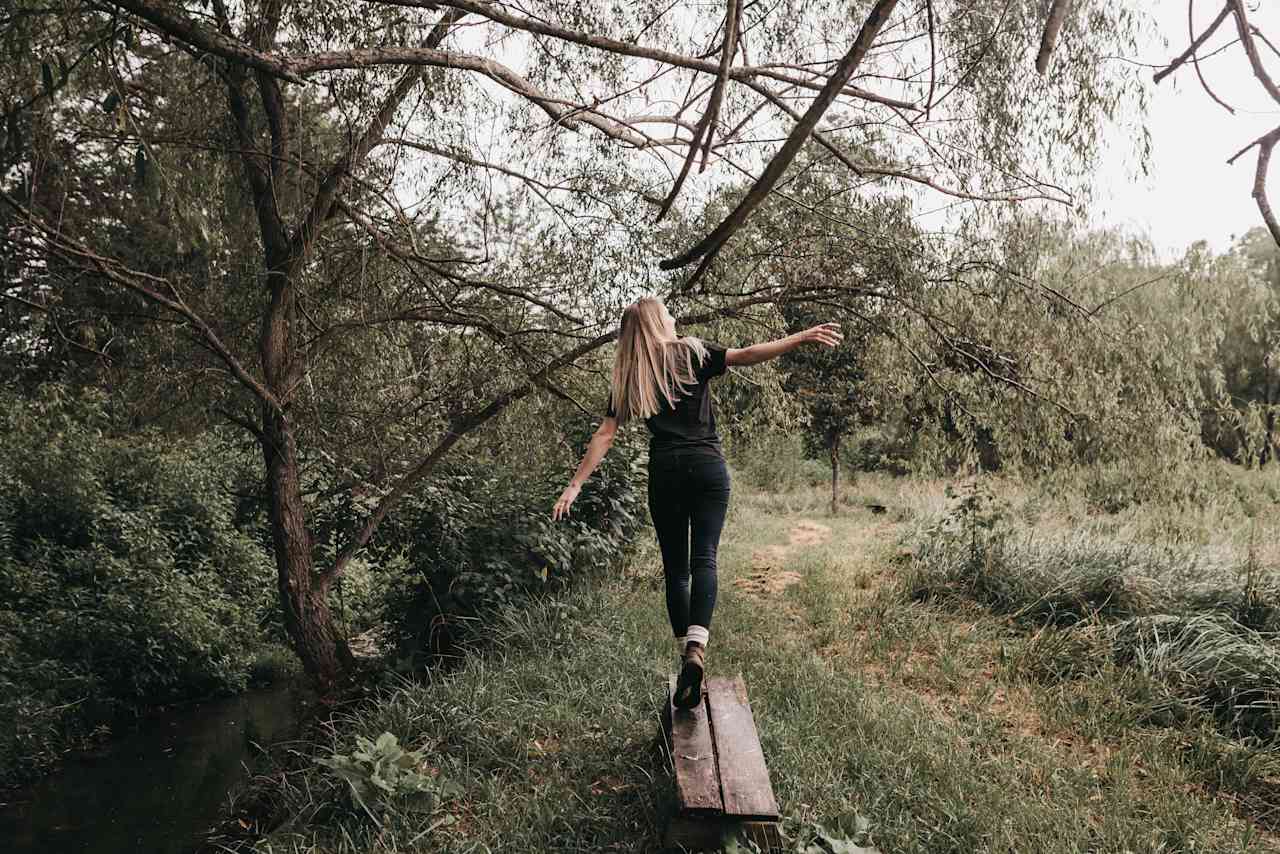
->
[316,731,460,825]
[724,815,880,853]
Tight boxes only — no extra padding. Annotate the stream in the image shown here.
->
[0,682,308,854]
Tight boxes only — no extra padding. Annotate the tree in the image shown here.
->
[1,0,1149,691]
[1196,228,1280,465]
[781,302,878,514]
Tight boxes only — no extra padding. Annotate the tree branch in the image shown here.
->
[1249,126,1280,246]
[1035,0,1074,76]
[370,0,917,110]
[289,9,465,273]
[96,0,305,83]
[659,0,902,286]
[0,189,284,418]
[1230,0,1280,105]
[699,0,741,171]
[1153,2,1231,84]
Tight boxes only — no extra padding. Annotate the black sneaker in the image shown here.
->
[673,641,705,709]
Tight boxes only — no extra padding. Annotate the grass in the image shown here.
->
[216,468,1280,853]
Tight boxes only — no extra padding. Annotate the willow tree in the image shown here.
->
[1,0,1148,690]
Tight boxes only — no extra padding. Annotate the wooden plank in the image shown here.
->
[667,676,723,813]
[665,815,783,851]
[706,675,780,819]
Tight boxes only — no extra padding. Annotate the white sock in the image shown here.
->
[685,625,709,648]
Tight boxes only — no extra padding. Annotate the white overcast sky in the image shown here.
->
[1095,1,1280,256]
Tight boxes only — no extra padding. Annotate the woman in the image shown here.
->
[552,297,841,708]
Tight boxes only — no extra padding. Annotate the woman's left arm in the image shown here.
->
[552,416,619,521]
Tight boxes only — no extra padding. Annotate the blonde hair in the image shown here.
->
[609,297,709,424]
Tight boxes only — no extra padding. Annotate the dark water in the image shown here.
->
[0,683,307,854]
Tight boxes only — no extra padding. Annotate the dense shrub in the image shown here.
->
[731,432,829,492]
[0,385,274,783]
[839,425,915,476]
[374,417,649,660]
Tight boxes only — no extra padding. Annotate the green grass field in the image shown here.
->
[222,469,1280,853]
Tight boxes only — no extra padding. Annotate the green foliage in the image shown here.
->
[316,732,461,825]
[771,193,911,467]
[839,425,914,476]
[725,817,880,853]
[376,413,648,659]
[0,384,274,783]
[731,432,831,492]
[1196,229,1280,466]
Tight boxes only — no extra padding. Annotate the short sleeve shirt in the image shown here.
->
[606,342,728,458]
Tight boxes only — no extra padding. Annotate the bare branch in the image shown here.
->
[924,0,937,118]
[1230,0,1280,105]
[1153,2,1231,84]
[651,0,741,221]
[1249,127,1280,246]
[699,0,741,170]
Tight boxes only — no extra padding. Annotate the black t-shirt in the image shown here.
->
[606,342,728,458]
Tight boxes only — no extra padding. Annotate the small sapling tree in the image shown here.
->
[781,302,878,515]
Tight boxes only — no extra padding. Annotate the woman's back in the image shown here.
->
[609,341,728,456]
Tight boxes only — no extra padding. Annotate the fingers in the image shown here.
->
[809,322,843,347]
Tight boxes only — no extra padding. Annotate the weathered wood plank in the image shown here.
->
[706,675,780,819]
[667,675,723,812]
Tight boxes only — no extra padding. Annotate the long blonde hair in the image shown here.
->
[609,297,709,424]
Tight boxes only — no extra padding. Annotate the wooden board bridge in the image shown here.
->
[662,674,782,851]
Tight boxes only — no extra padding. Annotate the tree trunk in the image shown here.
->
[257,246,344,694]
[830,434,840,516]
[262,408,342,693]
[1263,364,1276,467]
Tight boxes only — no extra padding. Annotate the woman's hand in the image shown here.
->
[552,483,582,521]
[800,322,843,348]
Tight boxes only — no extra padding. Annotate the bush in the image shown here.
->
[840,425,915,476]
[0,384,274,783]
[375,415,649,661]
[731,432,829,492]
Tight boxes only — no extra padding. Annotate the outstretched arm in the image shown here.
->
[725,322,843,367]
[552,416,619,520]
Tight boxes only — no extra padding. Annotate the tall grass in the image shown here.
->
[905,468,1280,743]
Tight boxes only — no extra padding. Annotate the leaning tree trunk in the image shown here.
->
[262,409,342,693]
[258,250,344,694]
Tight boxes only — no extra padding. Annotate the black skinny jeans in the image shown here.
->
[647,451,731,638]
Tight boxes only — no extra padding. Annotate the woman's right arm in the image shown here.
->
[725,322,842,367]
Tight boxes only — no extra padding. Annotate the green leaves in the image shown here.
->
[723,816,881,854]
[316,731,461,825]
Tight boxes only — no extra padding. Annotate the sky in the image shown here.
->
[1095,1,1280,256]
